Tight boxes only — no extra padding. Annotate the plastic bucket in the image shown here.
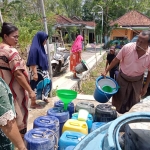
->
[75,60,88,74]
[94,76,119,103]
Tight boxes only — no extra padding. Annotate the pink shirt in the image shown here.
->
[116,42,150,77]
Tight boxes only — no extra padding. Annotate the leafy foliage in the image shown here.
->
[0,0,150,52]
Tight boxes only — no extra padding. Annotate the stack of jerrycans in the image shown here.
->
[58,109,89,150]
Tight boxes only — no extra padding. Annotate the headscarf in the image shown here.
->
[27,31,48,70]
[71,35,83,53]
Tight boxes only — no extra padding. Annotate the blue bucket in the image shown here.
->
[94,76,119,103]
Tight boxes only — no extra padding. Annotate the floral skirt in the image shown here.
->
[29,68,52,100]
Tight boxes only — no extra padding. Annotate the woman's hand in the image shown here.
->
[29,90,36,101]
[33,73,38,81]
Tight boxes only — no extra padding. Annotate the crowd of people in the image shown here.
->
[0,21,150,149]
[0,22,83,150]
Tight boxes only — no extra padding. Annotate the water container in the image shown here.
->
[65,146,75,150]
[54,100,74,118]
[75,101,95,116]
[94,76,119,103]
[72,113,93,133]
[24,128,57,150]
[78,109,89,121]
[62,119,88,135]
[47,107,69,135]
[90,122,106,132]
[95,104,117,122]
[33,115,59,138]
[75,60,88,74]
[58,131,85,150]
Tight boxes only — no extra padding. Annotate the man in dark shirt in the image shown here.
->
[105,46,119,79]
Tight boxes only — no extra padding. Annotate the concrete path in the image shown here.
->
[53,49,106,90]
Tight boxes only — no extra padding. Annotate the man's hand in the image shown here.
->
[141,86,148,97]
[101,69,108,77]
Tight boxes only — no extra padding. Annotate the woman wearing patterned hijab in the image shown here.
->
[27,31,52,108]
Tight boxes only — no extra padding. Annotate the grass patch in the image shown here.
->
[79,54,107,95]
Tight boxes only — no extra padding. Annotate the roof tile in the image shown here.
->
[110,10,150,26]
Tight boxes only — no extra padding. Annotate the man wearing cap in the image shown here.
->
[102,30,150,114]
[105,46,119,80]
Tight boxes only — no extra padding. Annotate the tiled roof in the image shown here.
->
[55,15,73,24]
[110,10,150,27]
[55,15,95,27]
[83,21,95,27]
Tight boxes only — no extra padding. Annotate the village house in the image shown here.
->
[110,10,150,41]
[52,15,95,44]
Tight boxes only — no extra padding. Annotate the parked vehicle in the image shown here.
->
[51,47,70,77]
[103,38,129,49]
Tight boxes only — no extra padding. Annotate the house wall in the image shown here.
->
[110,29,133,40]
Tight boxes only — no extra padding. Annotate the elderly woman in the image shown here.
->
[0,22,36,137]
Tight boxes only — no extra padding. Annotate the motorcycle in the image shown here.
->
[51,47,70,77]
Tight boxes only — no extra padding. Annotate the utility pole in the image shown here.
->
[0,10,3,24]
[40,0,53,97]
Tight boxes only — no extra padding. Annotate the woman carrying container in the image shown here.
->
[70,34,83,79]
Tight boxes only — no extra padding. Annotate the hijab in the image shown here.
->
[71,35,83,53]
[27,31,48,70]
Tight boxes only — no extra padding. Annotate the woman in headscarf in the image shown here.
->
[70,34,83,78]
[27,31,52,107]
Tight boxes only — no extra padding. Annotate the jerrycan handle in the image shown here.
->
[40,119,51,124]
[66,135,78,139]
[69,122,79,126]
[32,132,43,138]
[80,102,88,105]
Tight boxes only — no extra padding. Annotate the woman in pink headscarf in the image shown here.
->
[70,35,83,78]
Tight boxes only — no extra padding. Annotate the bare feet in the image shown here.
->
[43,99,49,103]
[30,101,43,109]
